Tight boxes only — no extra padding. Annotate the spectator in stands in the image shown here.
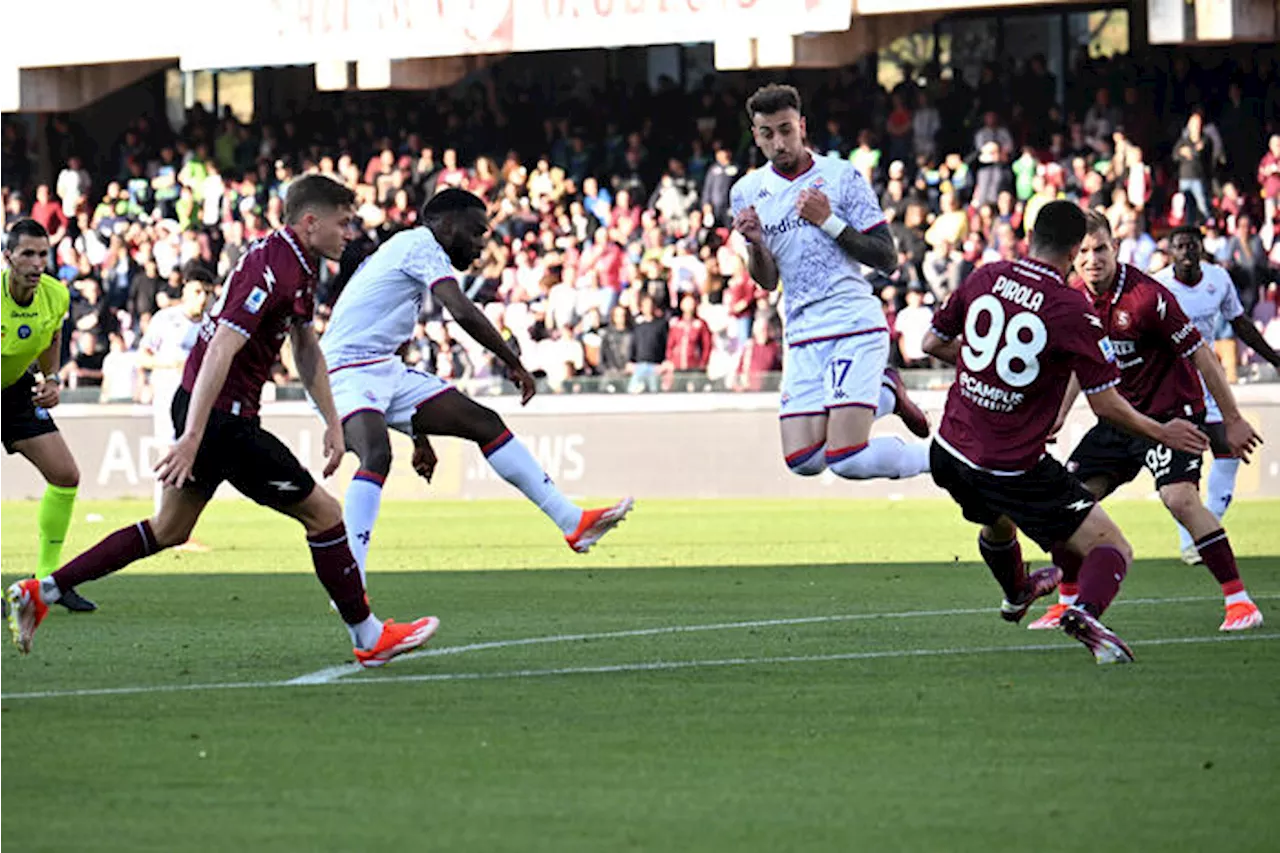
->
[1260,134,1280,230]
[895,284,934,369]
[1223,214,1270,317]
[1173,111,1215,225]
[56,156,91,217]
[627,294,667,393]
[664,293,713,377]
[731,319,781,392]
[30,184,67,245]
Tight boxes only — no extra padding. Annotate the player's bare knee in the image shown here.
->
[296,488,343,535]
[469,407,508,446]
[360,439,393,477]
[982,517,1018,543]
[1159,483,1204,528]
[149,514,194,548]
[48,458,79,489]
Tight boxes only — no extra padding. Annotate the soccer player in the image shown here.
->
[923,201,1210,664]
[5,176,437,667]
[2,219,95,612]
[1026,212,1263,633]
[1152,226,1280,564]
[729,84,930,485]
[138,262,214,550]
[319,189,632,581]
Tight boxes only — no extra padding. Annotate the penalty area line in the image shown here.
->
[285,594,1266,686]
[4,631,1277,702]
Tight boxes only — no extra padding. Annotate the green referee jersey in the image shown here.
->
[1,269,69,389]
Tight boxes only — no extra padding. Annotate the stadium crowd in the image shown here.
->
[3,48,1280,401]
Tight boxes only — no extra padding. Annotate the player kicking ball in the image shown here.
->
[1,219,95,612]
[729,84,930,486]
[5,176,437,667]
[317,188,631,583]
[1152,226,1280,565]
[1026,212,1263,633]
[923,202,1210,664]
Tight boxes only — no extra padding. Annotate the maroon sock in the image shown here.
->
[979,535,1026,600]
[51,521,160,592]
[1051,544,1083,585]
[1076,545,1129,617]
[308,523,370,625]
[1195,529,1241,587]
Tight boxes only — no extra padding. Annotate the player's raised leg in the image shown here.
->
[820,333,930,481]
[412,389,632,553]
[341,410,393,583]
[976,516,1063,624]
[1160,481,1262,631]
[12,431,96,613]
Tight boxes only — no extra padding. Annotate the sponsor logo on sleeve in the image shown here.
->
[244,287,267,314]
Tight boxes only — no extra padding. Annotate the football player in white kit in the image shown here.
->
[318,189,632,583]
[1154,226,1280,564]
[138,263,213,551]
[729,84,930,482]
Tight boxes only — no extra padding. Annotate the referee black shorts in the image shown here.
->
[1,372,60,454]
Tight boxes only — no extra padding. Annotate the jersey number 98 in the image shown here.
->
[961,294,1047,388]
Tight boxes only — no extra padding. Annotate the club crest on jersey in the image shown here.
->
[1115,310,1130,329]
[17,324,31,339]
[244,287,268,314]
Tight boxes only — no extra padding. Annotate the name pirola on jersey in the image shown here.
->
[729,154,887,345]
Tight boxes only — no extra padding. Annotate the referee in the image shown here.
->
[2,219,94,611]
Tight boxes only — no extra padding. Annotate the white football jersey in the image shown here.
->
[730,153,887,345]
[1152,261,1243,343]
[321,227,456,368]
[143,306,201,393]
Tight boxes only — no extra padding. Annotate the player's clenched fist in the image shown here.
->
[795,188,832,226]
[732,206,763,243]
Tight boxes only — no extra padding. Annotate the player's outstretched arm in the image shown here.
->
[433,277,537,403]
[1230,315,1280,369]
[156,325,247,488]
[1193,345,1262,461]
[1049,373,1082,441]
[1086,387,1210,455]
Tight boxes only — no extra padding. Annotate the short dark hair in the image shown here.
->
[283,175,356,224]
[181,261,215,285]
[5,218,49,252]
[746,84,802,119]
[1081,209,1112,239]
[1168,224,1203,243]
[1029,201,1087,255]
[421,188,486,222]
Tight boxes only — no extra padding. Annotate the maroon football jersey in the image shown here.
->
[932,257,1120,472]
[182,228,318,417]
[1071,264,1204,420]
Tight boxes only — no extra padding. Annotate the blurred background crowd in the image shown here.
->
[4,48,1280,401]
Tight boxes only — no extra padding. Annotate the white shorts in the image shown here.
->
[779,331,890,418]
[1199,374,1221,424]
[327,357,454,435]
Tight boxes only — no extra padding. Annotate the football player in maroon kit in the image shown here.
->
[923,201,1209,664]
[1025,211,1264,633]
[5,176,439,667]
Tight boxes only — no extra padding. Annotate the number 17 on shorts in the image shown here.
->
[822,332,889,410]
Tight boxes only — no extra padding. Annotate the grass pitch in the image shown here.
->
[2,498,1278,852]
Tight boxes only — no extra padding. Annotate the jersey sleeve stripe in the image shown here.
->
[1179,338,1205,359]
[217,318,251,338]
[1082,377,1122,395]
[928,327,954,341]
[859,218,887,233]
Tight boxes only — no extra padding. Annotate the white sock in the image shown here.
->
[1225,590,1253,607]
[344,471,386,583]
[1206,457,1240,519]
[484,430,583,534]
[1059,591,1078,606]
[1176,521,1195,553]
[876,382,896,419]
[39,577,62,604]
[348,613,384,649]
[825,436,930,480]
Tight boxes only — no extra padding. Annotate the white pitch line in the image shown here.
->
[4,632,1277,702]
[285,594,1262,686]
